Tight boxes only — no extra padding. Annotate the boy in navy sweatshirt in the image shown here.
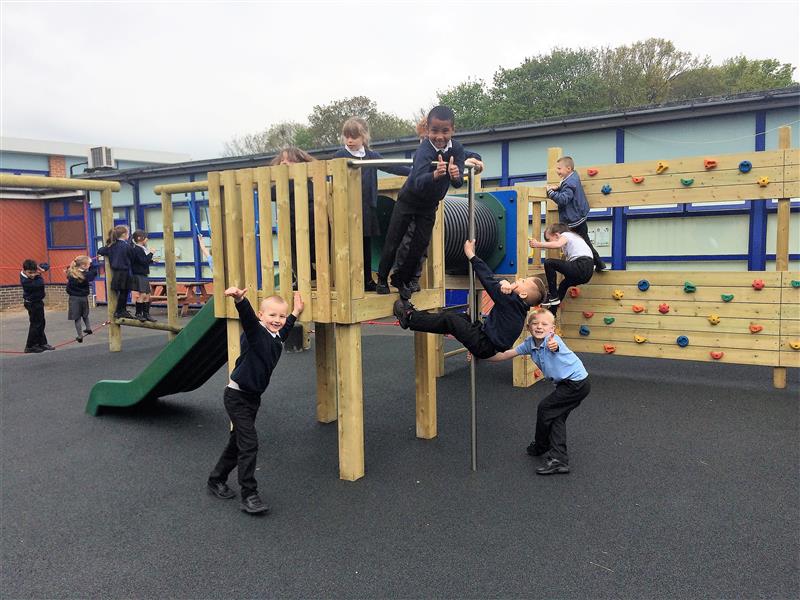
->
[546,156,605,272]
[20,259,54,353]
[376,105,465,297]
[207,287,304,515]
[393,240,545,359]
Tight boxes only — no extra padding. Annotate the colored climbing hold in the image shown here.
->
[789,341,800,351]
[579,325,591,336]
[634,335,647,344]
[632,176,645,184]
[757,176,770,187]
[721,294,734,302]
[603,344,616,354]
[603,316,615,325]
[658,303,670,314]
[637,279,650,291]
[582,311,595,319]
[704,158,717,170]
[683,281,696,293]
[612,289,624,300]
[738,160,752,173]
[656,161,669,174]
[749,324,763,334]
[568,287,580,298]
[752,279,765,290]
[534,369,543,378]
[791,280,800,288]
[632,305,646,313]
[601,184,612,195]
[707,314,721,325]
[710,351,724,360]
[680,178,694,186]
[676,335,690,347]
[587,168,599,177]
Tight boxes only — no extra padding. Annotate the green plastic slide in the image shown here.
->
[86,298,228,415]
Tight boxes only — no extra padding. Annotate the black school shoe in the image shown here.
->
[83,329,93,335]
[24,346,45,353]
[241,493,270,514]
[536,458,570,475]
[526,442,548,457]
[595,260,607,273]
[207,480,235,499]
[76,335,83,343]
[376,279,390,295]
[393,299,413,329]
[365,280,378,292]
[40,344,55,351]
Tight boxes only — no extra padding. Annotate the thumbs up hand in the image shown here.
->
[546,332,559,352]
[448,155,460,180]
[433,154,447,180]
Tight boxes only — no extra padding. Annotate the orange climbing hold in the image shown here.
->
[582,311,594,318]
[587,168,599,177]
[632,176,645,184]
[534,369,543,378]
[704,158,718,169]
[658,303,670,314]
[612,289,624,300]
[632,304,645,313]
[710,351,724,360]
[568,287,580,298]
[603,344,616,354]
[749,324,763,334]
[752,279,765,290]
[656,161,669,174]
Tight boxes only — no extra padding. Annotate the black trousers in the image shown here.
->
[377,198,436,285]
[363,237,374,284]
[24,300,47,349]
[395,222,426,280]
[533,377,590,464]
[209,387,262,498]
[407,310,497,359]
[570,221,602,265]
[544,256,594,303]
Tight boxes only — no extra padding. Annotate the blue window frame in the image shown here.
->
[46,199,87,249]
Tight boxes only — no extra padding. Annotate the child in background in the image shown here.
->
[393,239,545,359]
[65,255,97,342]
[20,259,53,353]
[530,222,595,313]
[487,309,590,475]
[130,230,157,322]
[97,225,135,319]
[207,287,304,515]
[197,233,213,272]
[334,117,411,291]
[546,156,605,272]
[377,105,465,298]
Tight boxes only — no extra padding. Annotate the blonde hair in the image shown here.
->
[342,117,370,147]
[260,294,288,310]
[556,156,575,170]
[526,308,555,329]
[66,255,91,281]
[106,225,128,245]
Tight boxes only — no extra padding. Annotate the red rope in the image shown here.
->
[0,320,110,355]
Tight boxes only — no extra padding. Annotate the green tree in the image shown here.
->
[437,79,493,130]
[222,121,311,156]
[717,56,795,92]
[306,96,414,147]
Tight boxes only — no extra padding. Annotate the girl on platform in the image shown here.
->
[130,230,157,322]
[65,255,97,342]
[97,225,134,319]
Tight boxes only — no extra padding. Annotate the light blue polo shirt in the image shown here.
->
[515,334,588,383]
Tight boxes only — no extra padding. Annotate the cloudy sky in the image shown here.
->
[1,1,798,160]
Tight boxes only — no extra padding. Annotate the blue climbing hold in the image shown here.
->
[676,335,690,347]
[738,160,752,173]
[601,184,612,195]
[637,279,650,291]
[579,325,591,336]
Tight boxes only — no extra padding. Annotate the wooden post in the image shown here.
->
[347,164,365,298]
[315,322,337,423]
[545,147,562,259]
[335,323,364,481]
[774,125,791,389]
[207,172,226,318]
[100,187,121,352]
[273,165,293,300]
[329,159,353,321]
[289,162,312,317]
[255,167,275,297]
[310,160,331,321]
[222,170,244,368]
[415,331,437,439]
[160,191,178,341]
[512,185,537,386]
[435,334,445,377]
[238,169,259,304]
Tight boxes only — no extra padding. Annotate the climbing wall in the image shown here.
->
[558,271,798,367]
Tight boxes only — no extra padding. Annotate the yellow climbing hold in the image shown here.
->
[634,335,647,343]
[656,161,669,174]
[790,341,800,350]
[707,314,721,325]
[758,176,770,187]
[612,289,625,300]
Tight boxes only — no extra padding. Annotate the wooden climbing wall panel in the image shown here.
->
[558,271,790,367]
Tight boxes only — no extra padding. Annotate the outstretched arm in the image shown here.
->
[529,236,567,250]
[485,348,520,362]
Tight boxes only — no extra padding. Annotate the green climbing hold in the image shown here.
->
[683,281,696,293]
[791,280,800,288]
[603,316,615,325]
[721,294,734,302]
[680,178,694,186]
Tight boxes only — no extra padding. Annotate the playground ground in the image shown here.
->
[1,307,798,599]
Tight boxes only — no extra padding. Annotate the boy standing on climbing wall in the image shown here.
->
[486,309,590,475]
[545,156,606,272]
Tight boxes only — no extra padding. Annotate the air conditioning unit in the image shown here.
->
[88,146,114,169]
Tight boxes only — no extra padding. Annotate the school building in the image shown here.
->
[2,87,798,308]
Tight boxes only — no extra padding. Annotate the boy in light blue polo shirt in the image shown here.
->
[488,309,590,474]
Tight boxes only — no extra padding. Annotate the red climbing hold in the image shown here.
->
[568,287,580,298]
[752,279,765,290]
[704,158,718,169]
[658,303,670,314]
[534,369,543,378]
[749,324,763,333]
[582,311,594,318]
[710,351,724,360]
[632,176,645,184]
[603,344,616,354]
[632,305,645,313]
[587,168,599,177]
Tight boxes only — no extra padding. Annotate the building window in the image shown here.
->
[46,199,86,248]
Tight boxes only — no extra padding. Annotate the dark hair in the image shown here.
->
[105,225,128,245]
[270,147,315,166]
[342,117,370,147]
[22,258,37,271]
[427,105,455,126]
[545,222,571,236]
[132,230,148,243]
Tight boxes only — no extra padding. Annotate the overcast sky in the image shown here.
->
[1,1,798,160]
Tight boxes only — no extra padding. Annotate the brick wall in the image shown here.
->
[0,285,74,311]
[48,156,66,178]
